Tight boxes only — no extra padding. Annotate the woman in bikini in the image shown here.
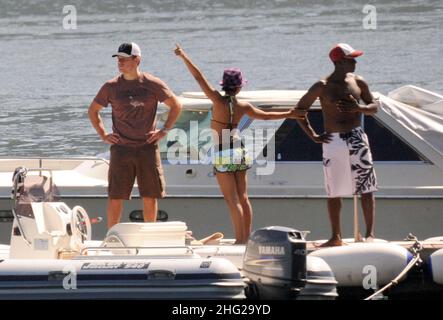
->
[175,44,306,244]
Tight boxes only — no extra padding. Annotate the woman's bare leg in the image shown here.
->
[216,172,245,243]
[235,170,253,243]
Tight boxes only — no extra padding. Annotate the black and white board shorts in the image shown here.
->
[322,127,378,198]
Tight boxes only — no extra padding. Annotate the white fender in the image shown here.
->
[423,237,443,242]
[310,243,412,287]
[429,248,443,285]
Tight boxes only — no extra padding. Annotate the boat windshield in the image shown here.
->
[157,109,213,162]
[156,104,428,164]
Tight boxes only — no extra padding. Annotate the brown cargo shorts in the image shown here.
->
[108,144,166,199]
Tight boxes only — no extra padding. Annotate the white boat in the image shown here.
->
[1,85,442,244]
[0,169,247,300]
[1,168,324,300]
[2,168,443,300]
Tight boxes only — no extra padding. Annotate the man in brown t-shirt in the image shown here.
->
[88,42,182,229]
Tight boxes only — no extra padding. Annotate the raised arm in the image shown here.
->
[241,102,306,120]
[174,44,221,103]
[295,81,332,143]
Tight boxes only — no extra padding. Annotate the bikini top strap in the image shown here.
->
[227,95,234,130]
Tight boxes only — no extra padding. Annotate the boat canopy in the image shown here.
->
[381,85,443,169]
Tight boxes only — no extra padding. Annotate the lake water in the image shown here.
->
[0,0,442,157]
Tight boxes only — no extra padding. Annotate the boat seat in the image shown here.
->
[13,174,60,219]
[105,222,188,247]
[31,202,71,237]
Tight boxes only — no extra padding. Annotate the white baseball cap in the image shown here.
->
[112,42,142,58]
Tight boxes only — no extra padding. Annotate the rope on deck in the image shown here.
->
[364,234,423,300]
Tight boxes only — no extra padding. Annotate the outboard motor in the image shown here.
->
[243,226,307,299]
[297,256,338,300]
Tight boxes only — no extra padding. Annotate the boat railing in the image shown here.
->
[81,245,195,256]
[0,156,110,172]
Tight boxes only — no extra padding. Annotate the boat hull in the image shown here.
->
[0,258,245,300]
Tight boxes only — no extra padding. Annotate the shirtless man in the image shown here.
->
[295,43,379,246]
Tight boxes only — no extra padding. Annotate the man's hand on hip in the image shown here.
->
[103,133,120,144]
[313,132,333,144]
[146,129,167,144]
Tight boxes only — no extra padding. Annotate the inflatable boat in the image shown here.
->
[0,168,246,300]
[2,167,443,300]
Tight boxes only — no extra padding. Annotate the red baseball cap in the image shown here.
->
[329,43,363,62]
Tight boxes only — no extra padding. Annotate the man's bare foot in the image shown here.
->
[315,238,344,247]
[364,236,375,243]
